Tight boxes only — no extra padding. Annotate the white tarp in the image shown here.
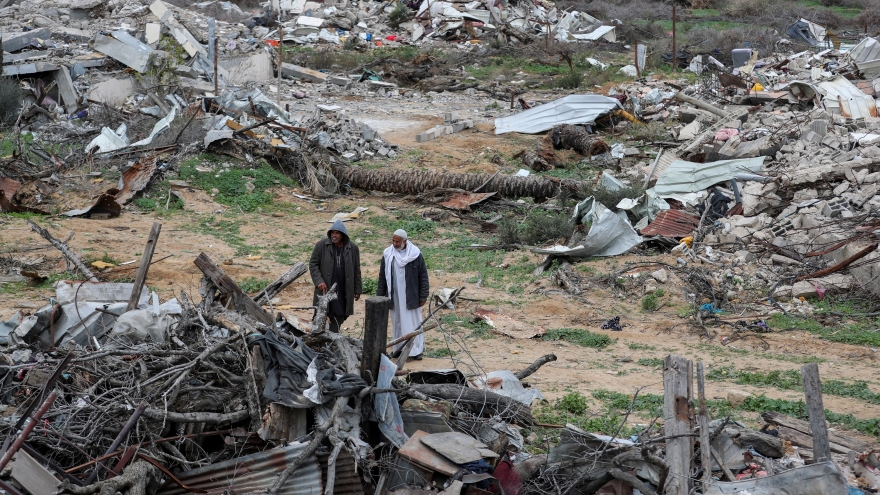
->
[494,94,622,134]
[375,354,409,448]
[472,370,544,405]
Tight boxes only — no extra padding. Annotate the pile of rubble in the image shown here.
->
[0,218,877,495]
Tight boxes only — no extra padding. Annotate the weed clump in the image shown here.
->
[556,391,589,414]
[555,71,583,89]
[583,181,646,213]
[519,210,573,245]
[388,2,410,27]
[641,292,659,312]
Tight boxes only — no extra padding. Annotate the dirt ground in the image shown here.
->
[2,87,879,446]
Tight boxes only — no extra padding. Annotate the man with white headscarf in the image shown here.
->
[377,229,429,360]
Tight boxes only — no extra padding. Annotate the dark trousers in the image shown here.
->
[328,315,347,333]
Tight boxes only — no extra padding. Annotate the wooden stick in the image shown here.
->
[385,287,464,348]
[193,253,274,326]
[126,222,161,312]
[26,220,98,282]
[515,353,557,380]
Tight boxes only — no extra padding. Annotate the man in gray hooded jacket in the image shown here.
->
[309,219,362,332]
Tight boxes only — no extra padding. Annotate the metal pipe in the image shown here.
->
[213,38,219,95]
[84,401,148,484]
[0,391,58,471]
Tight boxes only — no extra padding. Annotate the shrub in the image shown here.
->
[519,210,573,245]
[388,2,410,27]
[496,218,521,245]
[556,391,590,414]
[555,71,583,89]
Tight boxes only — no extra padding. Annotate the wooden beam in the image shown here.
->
[362,296,390,446]
[252,262,307,306]
[126,222,161,312]
[663,354,693,495]
[802,363,831,463]
[193,252,274,326]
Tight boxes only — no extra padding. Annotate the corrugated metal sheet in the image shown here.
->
[641,151,681,180]
[816,76,878,119]
[571,25,616,42]
[639,209,700,238]
[849,36,880,65]
[318,449,363,495]
[494,95,622,134]
[157,443,322,495]
[857,58,880,80]
[654,157,765,196]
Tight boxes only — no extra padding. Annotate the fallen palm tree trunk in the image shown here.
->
[331,165,593,199]
[551,124,611,156]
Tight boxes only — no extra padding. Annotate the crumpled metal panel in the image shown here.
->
[639,209,700,238]
[654,157,766,197]
[849,36,880,65]
[115,154,158,204]
[157,443,322,495]
[817,76,879,118]
[703,461,846,495]
[494,95,622,135]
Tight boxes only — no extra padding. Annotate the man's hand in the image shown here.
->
[355,293,361,301]
[419,299,427,307]
[317,283,328,294]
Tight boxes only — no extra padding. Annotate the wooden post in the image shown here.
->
[663,354,693,495]
[697,362,712,492]
[126,222,161,312]
[252,262,307,306]
[362,296,390,446]
[362,296,391,384]
[634,39,640,77]
[802,363,831,463]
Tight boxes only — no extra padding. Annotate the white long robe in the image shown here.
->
[390,260,424,356]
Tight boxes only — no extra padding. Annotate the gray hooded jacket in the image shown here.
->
[309,219,362,317]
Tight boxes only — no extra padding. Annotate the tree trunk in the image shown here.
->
[551,124,611,157]
[331,165,593,200]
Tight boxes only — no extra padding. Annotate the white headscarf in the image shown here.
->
[384,237,421,296]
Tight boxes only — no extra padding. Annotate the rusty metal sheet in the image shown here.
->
[639,210,700,238]
[472,308,545,339]
[318,449,363,495]
[157,443,322,495]
[438,191,496,211]
[0,178,21,198]
[115,154,158,204]
[397,430,459,476]
[62,189,122,218]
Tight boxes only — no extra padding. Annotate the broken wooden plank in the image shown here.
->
[761,411,871,454]
[193,252,274,326]
[252,262,307,306]
[663,354,693,495]
[54,67,78,114]
[10,450,59,495]
[126,222,161,312]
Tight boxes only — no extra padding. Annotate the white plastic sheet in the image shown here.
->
[532,198,641,257]
[375,354,409,448]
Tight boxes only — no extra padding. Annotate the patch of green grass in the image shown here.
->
[3,211,43,221]
[238,277,271,294]
[439,313,494,339]
[0,132,33,157]
[0,282,28,295]
[637,357,663,367]
[628,343,656,351]
[543,328,615,349]
[424,347,456,358]
[362,278,378,296]
[421,240,536,291]
[183,218,259,256]
[533,404,631,438]
[769,313,880,347]
[178,156,293,212]
[590,388,880,437]
[556,391,590,414]
[708,366,880,405]
[367,213,436,239]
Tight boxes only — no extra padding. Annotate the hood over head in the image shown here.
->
[327,219,350,242]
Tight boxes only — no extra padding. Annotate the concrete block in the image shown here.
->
[87,77,136,107]
[94,30,154,73]
[444,112,459,123]
[1,28,52,53]
[328,75,351,87]
[362,129,375,142]
[220,51,274,84]
[54,26,92,42]
[145,23,162,44]
[452,122,467,133]
[280,62,327,83]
